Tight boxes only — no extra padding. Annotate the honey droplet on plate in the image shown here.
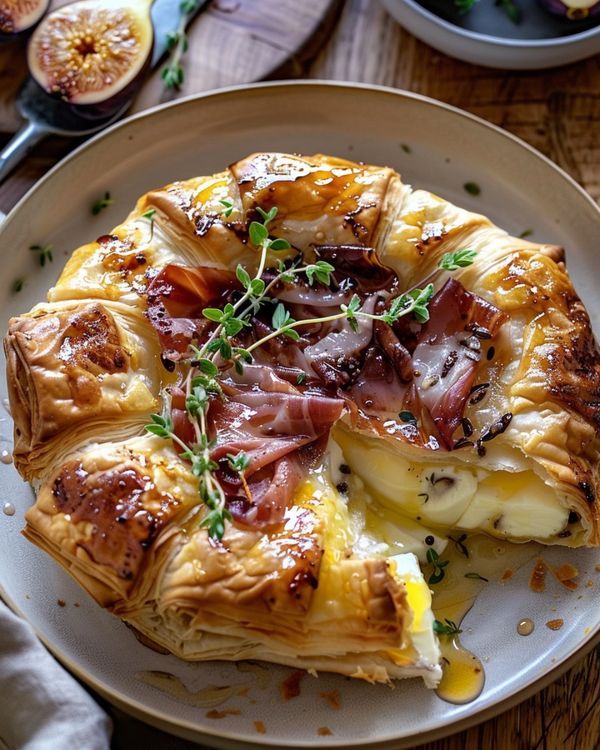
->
[2,502,15,516]
[435,637,485,705]
[517,618,534,636]
[0,450,13,465]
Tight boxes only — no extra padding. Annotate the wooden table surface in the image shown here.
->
[1,1,599,748]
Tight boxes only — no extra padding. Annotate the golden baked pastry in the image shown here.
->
[6,152,600,687]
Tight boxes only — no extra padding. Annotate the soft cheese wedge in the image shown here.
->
[6,152,600,689]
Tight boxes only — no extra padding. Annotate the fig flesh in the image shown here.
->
[27,0,153,112]
[0,0,49,40]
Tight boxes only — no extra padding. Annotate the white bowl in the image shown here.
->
[381,0,600,69]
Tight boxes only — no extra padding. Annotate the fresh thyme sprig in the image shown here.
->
[91,192,113,215]
[220,198,234,218]
[427,547,449,585]
[145,412,234,541]
[145,206,477,542]
[142,208,157,240]
[161,0,202,91]
[29,244,53,267]
[433,618,462,636]
[11,277,24,293]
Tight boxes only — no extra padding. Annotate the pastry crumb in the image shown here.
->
[281,670,305,701]
[318,727,333,736]
[320,689,341,709]
[529,558,547,593]
[552,564,579,590]
[57,599,66,607]
[546,619,564,631]
[500,569,513,582]
[206,709,241,719]
[253,720,266,734]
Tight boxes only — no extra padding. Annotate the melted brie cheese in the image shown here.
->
[336,431,569,542]
[308,454,442,681]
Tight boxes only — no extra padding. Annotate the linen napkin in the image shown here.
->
[0,601,112,750]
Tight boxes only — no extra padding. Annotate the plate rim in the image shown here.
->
[3,80,599,230]
[392,0,600,48]
[2,79,600,748]
[2,583,599,750]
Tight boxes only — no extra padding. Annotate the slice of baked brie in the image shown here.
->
[24,435,441,685]
[6,151,600,687]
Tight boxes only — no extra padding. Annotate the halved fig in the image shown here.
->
[27,0,153,113]
[0,0,49,41]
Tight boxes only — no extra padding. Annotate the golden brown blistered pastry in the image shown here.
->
[7,152,600,689]
[5,299,164,480]
[24,436,441,685]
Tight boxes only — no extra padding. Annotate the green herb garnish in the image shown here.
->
[91,192,113,215]
[439,249,477,271]
[464,572,489,582]
[399,410,417,424]
[400,143,412,153]
[519,228,533,239]
[427,547,449,585]
[220,198,234,218]
[161,0,202,91]
[227,452,251,473]
[463,181,481,196]
[11,277,24,293]
[433,618,463,636]
[29,244,53,267]
[448,533,469,558]
[142,208,157,240]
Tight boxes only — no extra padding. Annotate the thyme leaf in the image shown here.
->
[161,0,203,91]
[433,618,463,636]
[29,244,53,267]
[465,572,489,582]
[427,547,449,585]
[91,192,113,215]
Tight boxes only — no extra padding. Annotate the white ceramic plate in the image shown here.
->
[381,0,600,69]
[0,82,599,750]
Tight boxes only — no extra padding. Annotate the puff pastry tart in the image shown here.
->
[6,152,600,687]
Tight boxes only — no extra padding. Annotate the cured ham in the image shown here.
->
[411,279,508,447]
[208,367,344,528]
[146,264,237,360]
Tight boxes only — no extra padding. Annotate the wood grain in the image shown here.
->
[309,0,600,203]
[0,0,340,131]
[0,0,599,748]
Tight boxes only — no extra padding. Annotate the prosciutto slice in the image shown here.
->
[146,264,237,360]
[411,279,507,447]
[314,245,396,292]
[207,366,344,528]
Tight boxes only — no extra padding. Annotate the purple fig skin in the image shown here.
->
[537,0,600,19]
[0,0,50,43]
[27,0,154,119]
[28,52,154,120]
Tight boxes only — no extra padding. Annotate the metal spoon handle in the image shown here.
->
[0,120,48,184]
